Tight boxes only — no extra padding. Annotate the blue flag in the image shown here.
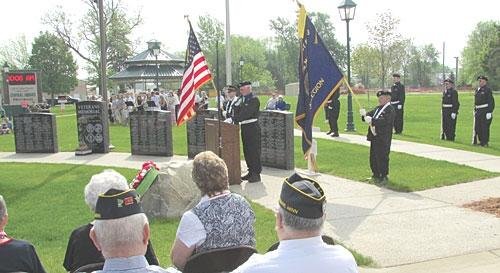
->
[295,5,345,156]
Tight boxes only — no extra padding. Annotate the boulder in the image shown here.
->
[141,160,200,219]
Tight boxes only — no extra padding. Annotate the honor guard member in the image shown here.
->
[326,90,341,137]
[441,79,460,141]
[473,76,495,146]
[390,73,405,134]
[233,81,262,183]
[359,91,395,184]
[223,85,238,119]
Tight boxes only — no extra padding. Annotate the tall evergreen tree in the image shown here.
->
[29,32,78,99]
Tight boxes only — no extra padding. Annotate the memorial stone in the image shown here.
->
[259,110,294,169]
[186,109,218,158]
[130,110,173,156]
[76,101,109,153]
[13,113,58,153]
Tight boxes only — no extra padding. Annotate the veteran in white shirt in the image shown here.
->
[232,173,359,273]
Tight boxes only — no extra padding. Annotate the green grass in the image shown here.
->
[293,138,498,191]
[291,91,500,157]
[0,162,373,272]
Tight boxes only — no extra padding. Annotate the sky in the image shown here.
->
[0,0,499,79]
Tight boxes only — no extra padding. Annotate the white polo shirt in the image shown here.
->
[231,236,359,273]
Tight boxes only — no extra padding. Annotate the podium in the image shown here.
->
[205,119,241,185]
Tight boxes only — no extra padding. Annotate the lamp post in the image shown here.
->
[148,40,161,90]
[2,62,9,108]
[239,57,244,82]
[338,0,357,132]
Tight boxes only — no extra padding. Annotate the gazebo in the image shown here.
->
[110,40,184,91]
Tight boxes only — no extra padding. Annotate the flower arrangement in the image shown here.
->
[130,160,160,189]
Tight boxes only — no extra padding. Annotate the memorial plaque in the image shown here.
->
[130,110,173,156]
[13,113,58,153]
[76,101,109,153]
[186,109,218,158]
[259,110,294,170]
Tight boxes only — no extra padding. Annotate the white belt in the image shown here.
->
[240,118,258,125]
[390,101,400,104]
[475,104,488,109]
[442,104,453,108]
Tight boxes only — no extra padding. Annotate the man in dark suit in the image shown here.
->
[359,90,395,184]
[473,76,495,146]
[390,73,405,134]
[233,81,262,183]
[326,91,341,137]
[441,78,460,141]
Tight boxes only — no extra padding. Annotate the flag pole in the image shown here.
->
[343,78,362,110]
[209,79,223,157]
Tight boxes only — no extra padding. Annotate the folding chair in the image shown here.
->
[72,262,104,273]
[183,245,257,273]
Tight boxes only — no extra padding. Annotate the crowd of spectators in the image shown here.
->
[0,148,358,273]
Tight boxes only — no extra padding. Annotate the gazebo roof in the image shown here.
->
[110,41,185,83]
[110,64,184,82]
[125,48,184,65]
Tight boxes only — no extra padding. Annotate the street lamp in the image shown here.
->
[148,40,161,90]
[2,62,9,108]
[338,0,356,132]
[239,56,244,82]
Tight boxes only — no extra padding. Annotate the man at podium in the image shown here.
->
[233,81,262,183]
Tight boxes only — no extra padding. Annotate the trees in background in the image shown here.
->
[43,0,141,89]
[461,21,500,89]
[0,35,30,70]
[29,32,78,99]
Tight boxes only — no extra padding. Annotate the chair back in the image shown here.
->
[72,262,104,273]
[183,245,257,273]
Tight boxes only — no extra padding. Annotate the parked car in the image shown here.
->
[47,95,81,105]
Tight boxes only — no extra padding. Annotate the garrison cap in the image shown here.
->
[392,73,401,78]
[377,90,392,97]
[444,78,454,84]
[238,81,252,88]
[279,173,326,219]
[477,76,488,81]
[95,189,143,220]
[226,85,237,92]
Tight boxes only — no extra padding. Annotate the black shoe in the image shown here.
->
[376,176,388,186]
[331,133,339,137]
[241,172,251,181]
[326,131,333,135]
[248,174,261,183]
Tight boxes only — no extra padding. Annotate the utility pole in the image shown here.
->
[225,0,232,85]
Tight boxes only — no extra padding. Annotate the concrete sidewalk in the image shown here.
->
[1,151,499,272]
[294,129,500,173]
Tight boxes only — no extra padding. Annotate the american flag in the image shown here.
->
[176,22,212,126]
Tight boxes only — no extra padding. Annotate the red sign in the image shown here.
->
[7,73,37,85]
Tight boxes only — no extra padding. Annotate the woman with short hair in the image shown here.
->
[170,151,256,270]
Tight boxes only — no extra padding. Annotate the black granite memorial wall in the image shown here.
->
[130,110,173,156]
[13,113,58,153]
[259,110,294,170]
[76,101,109,153]
[186,109,218,158]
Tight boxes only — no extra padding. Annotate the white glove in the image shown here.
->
[328,106,333,109]
[364,116,372,124]
[451,113,456,120]
[359,108,367,116]
[222,110,227,117]
[224,118,233,123]
[397,105,402,110]
[486,113,492,120]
